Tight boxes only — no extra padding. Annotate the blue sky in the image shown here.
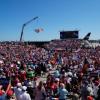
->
[0,0,100,41]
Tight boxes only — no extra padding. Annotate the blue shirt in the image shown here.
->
[59,88,68,99]
[0,94,7,100]
[54,70,60,78]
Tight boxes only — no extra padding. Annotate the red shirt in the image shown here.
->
[87,96,94,100]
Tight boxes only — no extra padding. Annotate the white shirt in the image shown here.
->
[87,86,93,96]
[14,87,22,100]
[93,85,99,98]
[19,91,31,100]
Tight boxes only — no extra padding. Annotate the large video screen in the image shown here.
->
[60,31,79,39]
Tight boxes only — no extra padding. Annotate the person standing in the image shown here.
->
[59,83,68,100]
[19,86,31,100]
[34,81,46,100]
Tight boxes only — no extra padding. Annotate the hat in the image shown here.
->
[64,72,68,77]
[28,82,33,87]
[17,61,21,64]
[68,72,73,77]
[22,86,27,91]
[55,78,59,82]
[17,83,22,87]
[0,60,3,64]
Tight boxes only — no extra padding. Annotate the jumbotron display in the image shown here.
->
[60,30,79,39]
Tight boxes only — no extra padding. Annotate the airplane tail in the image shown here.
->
[83,32,91,40]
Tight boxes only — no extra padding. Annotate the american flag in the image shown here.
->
[34,28,44,33]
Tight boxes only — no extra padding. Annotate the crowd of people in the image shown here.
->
[0,39,100,100]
